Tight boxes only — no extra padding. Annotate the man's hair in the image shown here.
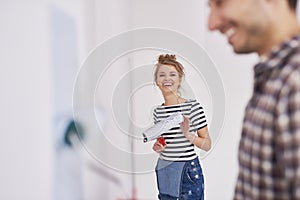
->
[288,0,298,10]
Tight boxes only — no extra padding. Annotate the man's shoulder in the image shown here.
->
[280,48,300,88]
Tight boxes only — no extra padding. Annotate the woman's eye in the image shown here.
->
[159,74,165,77]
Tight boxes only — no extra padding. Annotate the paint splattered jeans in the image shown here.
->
[156,157,204,200]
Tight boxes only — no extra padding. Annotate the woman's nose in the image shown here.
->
[165,75,172,80]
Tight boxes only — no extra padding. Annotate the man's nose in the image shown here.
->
[208,9,222,31]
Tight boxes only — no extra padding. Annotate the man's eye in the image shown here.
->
[215,0,224,6]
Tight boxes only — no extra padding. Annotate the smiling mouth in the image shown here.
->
[225,27,235,38]
[163,83,173,87]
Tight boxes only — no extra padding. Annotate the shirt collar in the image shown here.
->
[256,33,300,70]
[253,33,300,94]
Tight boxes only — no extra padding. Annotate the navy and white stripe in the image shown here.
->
[153,99,207,161]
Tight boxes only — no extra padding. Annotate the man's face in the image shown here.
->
[208,0,272,55]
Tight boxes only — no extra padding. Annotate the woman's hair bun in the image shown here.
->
[158,54,176,63]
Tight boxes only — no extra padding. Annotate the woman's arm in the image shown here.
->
[180,115,212,151]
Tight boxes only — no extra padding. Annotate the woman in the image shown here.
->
[152,54,211,200]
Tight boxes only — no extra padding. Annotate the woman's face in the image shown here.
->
[155,64,181,95]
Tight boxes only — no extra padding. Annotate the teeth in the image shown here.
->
[225,28,235,38]
[163,83,172,86]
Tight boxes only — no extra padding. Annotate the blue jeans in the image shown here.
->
[156,157,204,200]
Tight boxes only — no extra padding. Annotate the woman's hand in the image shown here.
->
[152,140,166,153]
[180,115,190,134]
[180,115,196,143]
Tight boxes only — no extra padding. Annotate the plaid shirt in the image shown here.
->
[234,34,300,200]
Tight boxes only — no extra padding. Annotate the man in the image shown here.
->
[208,0,300,199]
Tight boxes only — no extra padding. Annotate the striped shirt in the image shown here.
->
[234,34,300,200]
[153,99,207,161]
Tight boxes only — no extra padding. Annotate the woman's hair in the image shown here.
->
[154,54,185,81]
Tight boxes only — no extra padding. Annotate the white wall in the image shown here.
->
[0,0,254,199]
[0,1,54,199]
[77,1,135,199]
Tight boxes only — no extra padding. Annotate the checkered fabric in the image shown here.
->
[234,34,300,200]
